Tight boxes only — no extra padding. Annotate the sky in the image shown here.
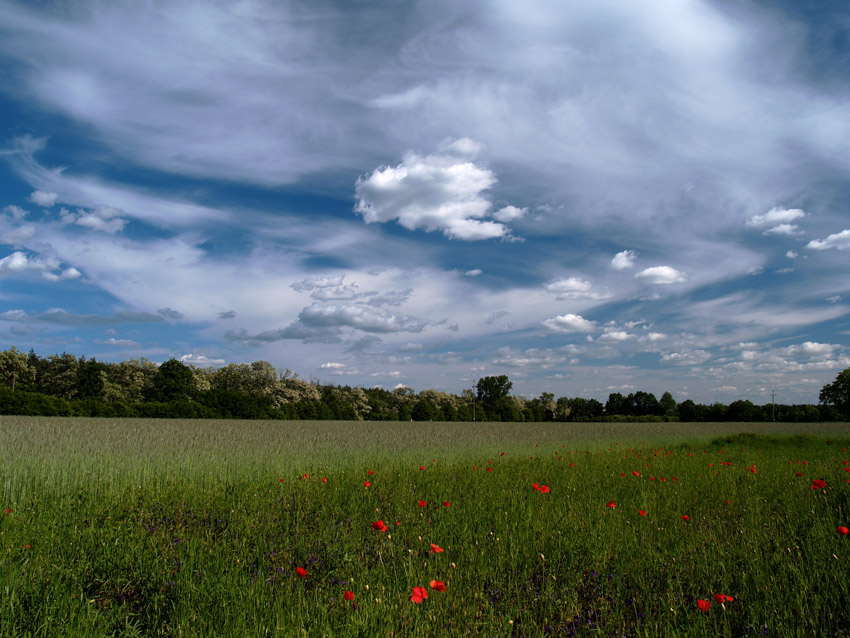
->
[0,0,848,405]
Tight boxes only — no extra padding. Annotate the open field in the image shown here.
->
[1,417,849,636]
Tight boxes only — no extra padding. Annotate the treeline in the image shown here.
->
[0,347,846,422]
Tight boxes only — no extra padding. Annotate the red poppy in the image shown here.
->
[372,520,388,532]
[296,566,307,578]
[368,470,374,475]
[22,544,31,550]
[420,466,426,471]
[410,586,429,603]
[714,594,734,604]
[3,508,10,514]
[429,580,447,592]
[364,481,371,487]
[304,473,309,479]
[540,485,550,494]
[639,510,646,517]
[795,472,803,476]
[812,479,826,489]
[681,515,690,521]
[418,500,427,507]
[443,501,450,507]
[279,478,284,482]
[532,483,539,490]
[344,590,355,601]
[837,526,849,536]
[486,467,493,472]
[697,599,711,612]
[606,501,616,508]
[429,543,444,553]
[633,471,640,477]
[321,477,328,483]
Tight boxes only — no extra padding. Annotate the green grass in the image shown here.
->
[1,417,849,637]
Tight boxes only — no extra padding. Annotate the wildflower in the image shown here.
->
[607,501,616,508]
[409,586,429,603]
[837,526,849,536]
[420,466,426,471]
[429,543,444,553]
[795,472,803,477]
[697,599,711,612]
[540,485,550,494]
[812,479,826,489]
[3,508,10,514]
[714,594,734,604]
[639,510,646,517]
[429,580,447,592]
[22,544,31,550]
[532,483,540,491]
[633,471,640,477]
[321,478,328,483]
[418,500,427,508]
[364,481,371,487]
[344,590,355,601]
[443,501,450,507]
[372,520,388,532]
[296,566,307,578]
[486,467,493,472]
[681,515,690,521]
[279,478,284,482]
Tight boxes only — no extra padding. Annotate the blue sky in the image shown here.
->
[0,0,848,404]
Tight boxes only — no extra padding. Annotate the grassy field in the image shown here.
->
[1,417,849,637]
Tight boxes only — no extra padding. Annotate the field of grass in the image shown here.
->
[1,416,849,637]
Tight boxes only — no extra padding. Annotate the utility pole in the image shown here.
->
[771,389,776,422]
[472,384,476,422]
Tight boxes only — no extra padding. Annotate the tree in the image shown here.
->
[149,358,196,403]
[820,368,850,417]
[476,375,512,420]
[0,347,35,392]
[659,391,677,416]
[605,392,630,416]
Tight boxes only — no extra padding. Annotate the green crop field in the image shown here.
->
[1,417,849,637]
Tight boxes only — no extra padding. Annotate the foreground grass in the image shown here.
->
[1,417,849,637]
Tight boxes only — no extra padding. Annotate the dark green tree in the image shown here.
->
[819,368,850,417]
[149,358,196,403]
[476,375,512,420]
[659,391,677,416]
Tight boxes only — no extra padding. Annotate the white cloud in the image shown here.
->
[492,205,528,223]
[746,207,806,229]
[96,337,142,348]
[542,313,597,333]
[544,277,609,300]
[41,267,82,282]
[786,250,798,259]
[28,190,58,207]
[610,250,637,270]
[598,330,634,342]
[806,229,850,251]
[661,350,711,365]
[292,275,361,301]
[354,142,519,240]
[3,205,29,221]
[634,266,686,284]
[0,251,31,274]
[763,223,800,236]
[320,362,345,369]
[465,269,482,277]
[179,353,225,366]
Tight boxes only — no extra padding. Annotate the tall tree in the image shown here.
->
[476,375,512,420]
[819,368,850,417]
[149,358,196,403]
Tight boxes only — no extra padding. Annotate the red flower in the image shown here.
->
[368,470,374,475]
[714,594,734,604]
[812,479,826,489]
[681,515,690,521]
[639,510,646,517]
[486,467,493,472]
[279,478,284,482]
[344,590,355,601]
[3,508,10,514]
[418,500,427,507]
[795,472,803,476]
[633,471,640,477]
[372,520,388,532]
[532,483,540,491]
[429,580,447,592]
[697,599,711,612]
[606,501,616,508]
[420,466,426,471]
[321,477,328,483]
[304,473,309,479]
[540,485,550,494]
[296,566,307,578]
[410,586,429,603]
[443,501,450,507]
[364,481,371,487]
[429,543,444,553]
[837,526,849,536]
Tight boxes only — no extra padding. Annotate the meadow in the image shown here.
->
[1,416,849,637]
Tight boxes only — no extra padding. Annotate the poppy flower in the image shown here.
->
[420,466,426,471]
[714,594,734,604]
[279,478,284,482]
[410,586,429,603]
[429,543,444,553]
[633,471,640,477]
[418,500,427,507]
[812,479,826,489]
[837,526,849,536]
[372,520,388,532]
[344,590,355,601]
[368,470,374,475]
[532,483,539,491]
[364,481,371,487]
[304,474,309,479]
[606,501,616,508]
[321,478,328,483]
[681,515,690,521]
[3,508,10,514]
[697,599,711,612]
[796,472,803,477]
[540,485,550,494]
[443,501,450,507]
[639,510,646,517]
[296,566,307,578]
[486,467,493,472]
[429,580,447,592]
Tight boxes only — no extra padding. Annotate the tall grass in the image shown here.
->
[1,417,849,636]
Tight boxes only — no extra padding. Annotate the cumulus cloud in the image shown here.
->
[610,250,637,270]
[292,275,360,301]
[28,190,58,207]
[763,223,801,236]
[542,313,597,333]
[544,277,609,300]
[179,353,225,366]
[96,337,141,347]
[465,269,482,277]
[0,250,81,281]
[806,229,850,251]
[320,362,345,369]
[661,350,712,365]
[635,266,686,284]
[354,141,521,240]
[3,205,29,221]
[746,207,805,229]
[72,206,127,234]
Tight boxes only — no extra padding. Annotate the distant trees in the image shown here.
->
[0,346,844,422]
